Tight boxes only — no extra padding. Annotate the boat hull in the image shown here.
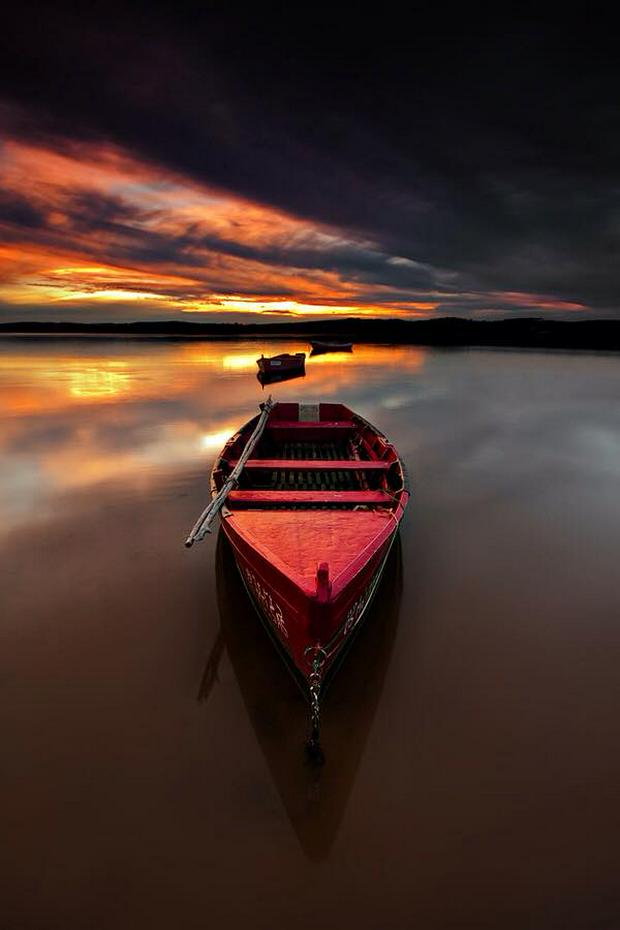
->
[256,352,306,374]
[208,401,409,701]
[220,513,398,694]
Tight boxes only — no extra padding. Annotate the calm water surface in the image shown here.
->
[2,338,620,929]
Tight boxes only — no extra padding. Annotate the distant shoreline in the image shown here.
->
[1,317,620,352]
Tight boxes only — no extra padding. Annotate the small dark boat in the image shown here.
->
[186,399,409,751]
[256,352,305,375]
[309,340,353,354]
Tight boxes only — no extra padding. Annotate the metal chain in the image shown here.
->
[309,663,322,736]
[304,646,326,758]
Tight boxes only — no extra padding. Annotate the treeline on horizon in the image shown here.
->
[1,317,620,351]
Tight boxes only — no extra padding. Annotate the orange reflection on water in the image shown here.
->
[202,430,237,449]
[0,360,137,413]
[0,342,427,415]
[0,339,428,530]
[301,347,425,395]
[221,353,261,371]
[308,345,425,367]
[69,365,132,398]
[1,348,183,414]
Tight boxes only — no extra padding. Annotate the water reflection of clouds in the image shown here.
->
[0,339,428,532]
[68,365,132,398]
[220,353,262,371]
[201,430,236,449]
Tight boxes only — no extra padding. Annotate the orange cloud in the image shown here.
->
[1,137,587,321]
[0,138,441,318]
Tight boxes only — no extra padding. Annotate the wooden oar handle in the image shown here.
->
[185,396,276,547]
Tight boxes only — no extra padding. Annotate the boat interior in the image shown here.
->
[213,403,406,507]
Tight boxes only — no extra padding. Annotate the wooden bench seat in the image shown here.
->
[230,458,391,471]
[227,490,393,506]
[267,420,355,430]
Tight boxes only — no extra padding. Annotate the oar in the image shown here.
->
[185,396,276,547]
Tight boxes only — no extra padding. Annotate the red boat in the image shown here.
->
[186,400,409,751]
[256,352,305,375]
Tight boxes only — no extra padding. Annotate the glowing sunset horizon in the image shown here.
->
[0,136,594,324]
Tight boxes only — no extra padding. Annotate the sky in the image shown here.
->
[1,5,619,324]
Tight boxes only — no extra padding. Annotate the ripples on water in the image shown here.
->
[2,337,620,929]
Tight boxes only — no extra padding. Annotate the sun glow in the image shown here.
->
[196,298,424,317]
[69,367,132,398]
[201,430,233,449]
[57,289,169,302]
[221,353,260,370]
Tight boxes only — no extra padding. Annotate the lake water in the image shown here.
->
[2,337,620,929]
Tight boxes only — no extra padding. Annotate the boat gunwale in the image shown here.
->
[210,405,410,512]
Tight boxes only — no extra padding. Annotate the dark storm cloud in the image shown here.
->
[64,191,158,232]
[1,5,619,314]
[0,190,46,228]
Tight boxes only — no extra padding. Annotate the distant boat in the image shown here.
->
[256,352,306,375]
[309,340,353,355]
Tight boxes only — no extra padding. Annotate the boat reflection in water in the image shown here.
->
[256,367,306,388]
[201,529,402,861]
[309,340,354,356]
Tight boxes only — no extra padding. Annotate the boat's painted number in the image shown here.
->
[343,593,368,636]
[241,566,288,637]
